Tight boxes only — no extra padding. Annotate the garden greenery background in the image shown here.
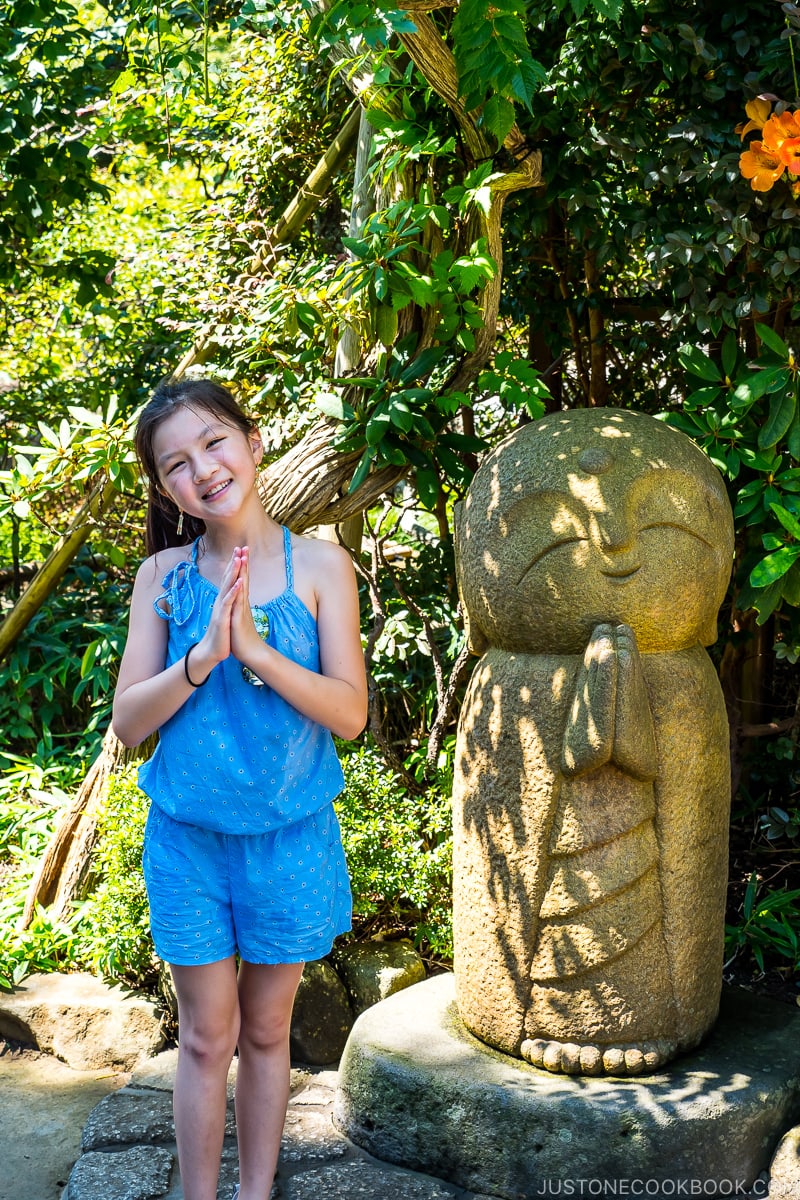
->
[1,0,799,998]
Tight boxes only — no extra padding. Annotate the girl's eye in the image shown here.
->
[165,460,184,475]
[208,437,224,448]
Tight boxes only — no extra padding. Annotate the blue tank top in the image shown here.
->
[137,526,345,834]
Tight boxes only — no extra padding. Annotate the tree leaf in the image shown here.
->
[721,331,738,379]
[759,390,797,449]
[678,344,722,382]
[788,407,800,461]
[347,449,374,495]
[770,502,800,540]
[755,322,791,359]
[478,96,516,145]
[415,464,440,509]
[749,545,800,587]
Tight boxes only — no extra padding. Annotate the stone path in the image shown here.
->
[62,1049,499,1200]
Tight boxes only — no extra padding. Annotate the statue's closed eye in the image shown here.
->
[639,520,715,550]
[517,535,589,585]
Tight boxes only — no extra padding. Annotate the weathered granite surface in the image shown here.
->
[0,972,164,1070]
[333,939,427,1015]
[290,958,354,1064]
[335,973,800,1199]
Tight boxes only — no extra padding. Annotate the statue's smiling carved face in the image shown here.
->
[455,410,734,656]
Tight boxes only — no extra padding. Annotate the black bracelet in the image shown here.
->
[184,643,210,688]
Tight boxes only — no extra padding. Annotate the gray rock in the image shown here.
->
[335,973,800,1199]
[770,1123,800,1196]
[81,1086,236,1150]
[66,1145,173,1200]
[332,939,426,1015]
[290,959,353,1063]
[81,1089,175,1150]
[129,1048,181,1092]
[280,1107,349,1161]
[0,972,164,1071]
[284,1160,457,1199]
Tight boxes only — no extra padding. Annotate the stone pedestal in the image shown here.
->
[334,974,800,1199]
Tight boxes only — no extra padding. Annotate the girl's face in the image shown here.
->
[152,404,263,524]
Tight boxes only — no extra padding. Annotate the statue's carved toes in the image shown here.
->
[520,1036,676,1077]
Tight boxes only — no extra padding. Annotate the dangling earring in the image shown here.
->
[176,510,184,537]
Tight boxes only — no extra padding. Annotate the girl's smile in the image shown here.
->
[203,479,232,500]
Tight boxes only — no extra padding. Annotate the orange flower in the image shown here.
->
[780,137,800,175]
[740,139,784,191]
[739,106,800,190]
[738,96,773,138]
[760,111,800,175]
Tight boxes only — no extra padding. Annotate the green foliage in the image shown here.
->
[0,0,122,273]
[0,404,139,524]
[336,745,453,959]
[0,760,78,991]
[725,872,800,974]
[363,526,464,771]
[452,0,545,143]
[0,904,81,993]
[76,766,155,984]
[0,553,130,763]
[0,759,155,992]
[739,736,800,842]
[664,327,800,630]
[759,805,800,843]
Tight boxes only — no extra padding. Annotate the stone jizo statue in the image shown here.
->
[452,408,734,1076]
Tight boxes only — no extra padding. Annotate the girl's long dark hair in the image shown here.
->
[135,378,258,556]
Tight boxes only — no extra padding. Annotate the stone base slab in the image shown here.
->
[334,974,800,1199]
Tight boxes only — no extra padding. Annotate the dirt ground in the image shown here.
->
[0,1043,127,1200]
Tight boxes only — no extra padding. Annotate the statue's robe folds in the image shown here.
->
[452,627,730,1067]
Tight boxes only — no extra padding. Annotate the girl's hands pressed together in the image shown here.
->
[229,546,268,673]
[196,546,246,670]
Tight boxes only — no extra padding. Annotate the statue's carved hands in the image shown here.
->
[562,623,657,781]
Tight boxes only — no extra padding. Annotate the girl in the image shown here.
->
[112,378,367,1200]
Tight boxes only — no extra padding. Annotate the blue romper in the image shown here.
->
[138,526,352,966]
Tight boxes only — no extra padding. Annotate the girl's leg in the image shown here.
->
[234,960,304,1200]
[171,957,241,1200]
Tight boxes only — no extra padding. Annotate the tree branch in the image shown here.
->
[738,716,799,738]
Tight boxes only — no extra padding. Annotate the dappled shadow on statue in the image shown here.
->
[453,408,734,1075]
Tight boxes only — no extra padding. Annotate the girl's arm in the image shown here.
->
[231,540,367,741]
[112,552,242,747]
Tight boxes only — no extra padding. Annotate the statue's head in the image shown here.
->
[455,408,734,655]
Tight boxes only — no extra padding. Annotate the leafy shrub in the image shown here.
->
[725,871,800,975]
[0,552,130,765]
[0,758,79,991]
[336,744,453,959]
[76,765,155,985]
[0,904,81,992]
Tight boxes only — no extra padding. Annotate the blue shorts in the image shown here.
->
[142,803,352,967]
